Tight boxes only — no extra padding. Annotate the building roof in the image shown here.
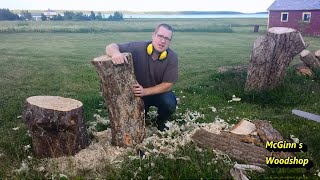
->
[268,0,320,10]
[44,9,56,12]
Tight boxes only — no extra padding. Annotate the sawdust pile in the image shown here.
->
[38,109,231,176]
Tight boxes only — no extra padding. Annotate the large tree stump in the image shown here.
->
[23,96,90,158]
[245,27,306,92]
[91,53,145,147]
[299,50,320,70]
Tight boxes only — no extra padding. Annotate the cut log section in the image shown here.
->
[299,49,320,70]
[23,96,90,158]
[191,120,295,164]
[191,129,271,164]
[315,49,320,60]
[254,120,294,158]
[230,119,256,135]
[245,27,306,92]
[253,120,283,142]
[292,63,313,76]
[91,53,145,147]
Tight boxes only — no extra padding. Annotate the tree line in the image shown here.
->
[0,9,124,21]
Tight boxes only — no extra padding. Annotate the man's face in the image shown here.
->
[152,26,172,53]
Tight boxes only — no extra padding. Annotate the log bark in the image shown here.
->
[253,120,284,143]
[292,63,313,76]
[23,96,90,158]
[191,129,270,164]
[254,120,294,158]
[300,49,320,70]
[91,53,145,147]
[191,120,295,164]
[245,27,306,92]
[315,49,320,60]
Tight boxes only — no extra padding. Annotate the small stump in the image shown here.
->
[23,96,90,158]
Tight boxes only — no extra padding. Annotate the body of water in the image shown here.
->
[104,13,268,19]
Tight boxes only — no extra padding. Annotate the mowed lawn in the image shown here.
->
[0,20,320,178]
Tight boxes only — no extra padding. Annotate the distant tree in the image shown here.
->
[0,9,20,21]
[114,11,123,20]
[63,11,75,20]
[96,12,103,20]
[20,10,32,20]
[52,14,63,21]
[108,11,123,21]
[73,12,85,21]
[90,11,96,20]
[41,13,47,21]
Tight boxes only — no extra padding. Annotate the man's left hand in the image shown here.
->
[132,84,145,97]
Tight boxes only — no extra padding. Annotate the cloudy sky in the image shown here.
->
[1,0,275,13]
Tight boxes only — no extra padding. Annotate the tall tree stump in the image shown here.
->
[23,96,90,158]
[299,50,320,70]
[245,27,306,92]
[91,53,145,148]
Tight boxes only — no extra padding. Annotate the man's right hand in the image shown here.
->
[111,52,128,65]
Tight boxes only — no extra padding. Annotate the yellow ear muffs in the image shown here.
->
[146,43,168,60]
[159,50,167,60]
[147,43,153,56]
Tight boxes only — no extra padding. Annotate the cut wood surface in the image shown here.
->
[230,119,256,135]
[91,53,145,147]
[300,49,320,70]
[292,63,313,76]
[245,27,306,92]
[315,49,320,60]
[23,96,90,158]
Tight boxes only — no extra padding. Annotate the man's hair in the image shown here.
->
[154,23,173,34]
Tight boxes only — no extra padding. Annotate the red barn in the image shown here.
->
[268,0,320,36]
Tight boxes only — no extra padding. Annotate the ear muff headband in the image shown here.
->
[147,43,167,60]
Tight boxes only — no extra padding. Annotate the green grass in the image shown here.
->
[0,18,267,33]
[1,19,320,179]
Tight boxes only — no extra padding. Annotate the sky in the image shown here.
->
[0,0,275,13]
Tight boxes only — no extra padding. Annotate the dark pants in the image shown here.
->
[142,91,177,130]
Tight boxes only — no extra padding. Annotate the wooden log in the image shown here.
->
[23,96,90,158]
[315,49,320,60]
[245,27,306,92]
[91,53,145,147]
[254,120,283,142]
[292,63,313,77]
[300,49,320,70]
[191,129,271,164]
[254,120,294,158]
[192,120,296,165]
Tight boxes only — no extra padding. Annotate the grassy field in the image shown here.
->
[0,18,267,33]
[0,19,320,179]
